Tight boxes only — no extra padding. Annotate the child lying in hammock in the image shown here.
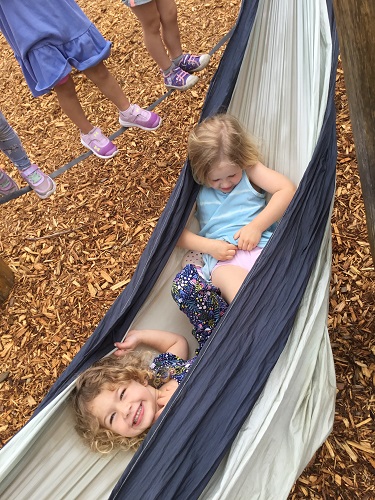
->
[178,114,296,303]
[72,265,227,453]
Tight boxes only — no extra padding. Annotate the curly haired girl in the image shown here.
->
[72,265,228,453]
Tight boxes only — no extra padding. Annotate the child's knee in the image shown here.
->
[85,60,108,79]
[160,3,178,24]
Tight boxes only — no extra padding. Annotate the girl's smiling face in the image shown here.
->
[89,380,158,437]
[207,163,243,193]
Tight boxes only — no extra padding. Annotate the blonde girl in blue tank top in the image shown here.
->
[177,114,296,304]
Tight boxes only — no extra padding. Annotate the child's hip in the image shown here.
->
[213,247,263,274]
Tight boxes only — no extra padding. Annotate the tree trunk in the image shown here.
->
[333,0,375,260]
[0,256,14,304]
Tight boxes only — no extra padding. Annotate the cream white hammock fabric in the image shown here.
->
[0,0,337,498]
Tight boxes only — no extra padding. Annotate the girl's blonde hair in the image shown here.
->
[188,114,260,185]
[71,351,156,454]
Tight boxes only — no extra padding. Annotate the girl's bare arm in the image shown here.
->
[245,161,296,231]
[114,329,189,359]
[177,228,236,261]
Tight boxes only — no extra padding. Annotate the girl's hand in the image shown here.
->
[154,379,179,421]
[209,239,237,261]
[234,223,262,251]
[113,330,140,357]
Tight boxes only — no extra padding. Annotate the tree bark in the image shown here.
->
[333,0,375,260]
[0,256,14,304]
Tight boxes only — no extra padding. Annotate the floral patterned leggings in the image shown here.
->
[171,264,228,354]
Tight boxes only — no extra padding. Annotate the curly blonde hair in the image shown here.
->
[188,114,260,186]
[71,351,156,454]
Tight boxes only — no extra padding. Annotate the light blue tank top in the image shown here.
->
[197,171,273,279]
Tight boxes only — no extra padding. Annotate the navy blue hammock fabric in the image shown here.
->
[34,0,338,498]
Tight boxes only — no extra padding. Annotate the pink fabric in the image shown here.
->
[212,246,263,274]
[55,74,70,86]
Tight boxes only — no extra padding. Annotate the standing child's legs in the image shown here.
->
[0,111,55,199]
[126,0,208,91]
[54,65,161,159]
[54,73,118,160]
[156,0,211,75]
[131,1,176,71]
[155,0,182,61]
[84,62,161,132]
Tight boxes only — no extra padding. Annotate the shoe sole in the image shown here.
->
[165,74,199,91]
[33,179,57,200]
[0,186,19,196]
[119,116,162,131]
[80,139,119,159]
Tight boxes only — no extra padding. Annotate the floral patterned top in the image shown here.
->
[150,352,196,387]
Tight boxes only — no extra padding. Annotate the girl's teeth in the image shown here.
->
[133,404,142,424]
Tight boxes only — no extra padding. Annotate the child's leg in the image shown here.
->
[0,111,31,171]
[211,265,249,304]
[155,0,182,61]
[83,62,130,112]
[130,1,198,91]
[54,73,118,159]
[0,111,55,198]
[130,1,174,71]
[84,62,161,132]
[172,264,228,353]
[54,75,94,134]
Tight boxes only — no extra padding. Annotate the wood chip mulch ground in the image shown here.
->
[0,1,374,498]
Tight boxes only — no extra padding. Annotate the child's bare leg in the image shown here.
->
[211,265,249,304]
[131,2,172,70]
[54,75,94,134]
[155,0,183,60]
[85,61,161,132]
[83,62,130,111]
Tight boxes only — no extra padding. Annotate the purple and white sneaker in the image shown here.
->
[178,53,211,73]
[0,168,19,197]
[20,164,56,199]
[119,104,161,131]
[80,127,118,159]
[163,66,199,91]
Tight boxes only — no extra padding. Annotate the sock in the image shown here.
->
[162,63,175,76]
[172,54,183,66]
[120,104,134,118]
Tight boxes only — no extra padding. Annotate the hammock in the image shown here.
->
[0,0,338,498]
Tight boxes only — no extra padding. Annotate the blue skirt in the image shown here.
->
[0,0,111,96]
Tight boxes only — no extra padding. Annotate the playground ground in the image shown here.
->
[0,1,374,498]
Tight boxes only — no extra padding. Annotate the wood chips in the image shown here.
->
[0,1,374,498]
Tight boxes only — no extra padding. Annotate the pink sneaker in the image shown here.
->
[0,168,19,197]
[119,104,161,131]
[80,127,118,159]
[20,164,56,199]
